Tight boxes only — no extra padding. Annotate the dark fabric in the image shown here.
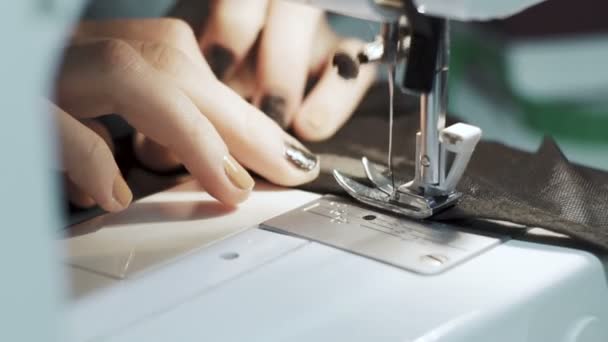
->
[300,84,608,252]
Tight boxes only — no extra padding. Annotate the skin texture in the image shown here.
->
[55,5,376,212]
[199,0,377,139]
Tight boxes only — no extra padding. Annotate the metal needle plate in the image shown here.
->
[261,195,504,275]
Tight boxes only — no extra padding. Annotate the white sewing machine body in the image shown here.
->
[2,0,607,341]
[295,0,547,21]
[66,181,608,342]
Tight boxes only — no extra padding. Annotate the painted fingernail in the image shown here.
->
[112,175,133,209]
[333,52,359,79]
[260,95,288,129]
[205,44,234,79]
[223,155,255,191]
[304,76,319,97]
[284,142,318,171]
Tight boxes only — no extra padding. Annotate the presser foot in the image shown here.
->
[333,160,461,220]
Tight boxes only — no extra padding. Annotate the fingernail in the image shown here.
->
[204,44,234,79]
[112,175,133,209]
[223,155,255,191]
[333,52,359,79]
[260,95,288,129]
[284,142,318,171]
[304,76,319,97]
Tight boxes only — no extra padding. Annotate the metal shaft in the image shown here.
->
[418,20,449,190]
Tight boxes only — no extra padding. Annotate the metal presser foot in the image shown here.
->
[333,16,482,220]
[334,123,482,219]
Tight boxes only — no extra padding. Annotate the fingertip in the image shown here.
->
[332,52,360,80]
[66,180,97,209]
[274,139,321,186]
[292,111,335,142]
[101,174,132,213]
[206,183,252,207]
[223,155,255,192]
[200,0,269,79]
[190,154,254,207]
[224,189,252,206]
[259,94,289,129]
[293,44,378,142]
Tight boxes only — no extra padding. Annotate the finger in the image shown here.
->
[84,119,115,153]
[225,16,336,96]
[65,119,115,208]
[255,1,323,128]
[57,40,254,205]
[202,81,321,186]
[73,19,208,173]
[51,102,132,212]
[126,40,320,186]
[200,0,269,79]
[224,55,257,102]
[132,131,182,172]
[66,177,97,209]
[74,18,207,70]
[293,39,377,141]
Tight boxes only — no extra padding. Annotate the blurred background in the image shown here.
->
[83,0,608,170]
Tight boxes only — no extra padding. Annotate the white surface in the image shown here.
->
[66,180,319,279]
[290,0,401,21]
[105,240,607,342]
[415,0,546,21]
[441,123,482,153]
[66,180,608,342]
[294,0,546,22]
[68,229,309,341]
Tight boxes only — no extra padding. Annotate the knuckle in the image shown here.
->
[95,39,140,74]
[160,18,195,41]
[140,42,177,71]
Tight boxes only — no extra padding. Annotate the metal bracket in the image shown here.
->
[334,16,482,220]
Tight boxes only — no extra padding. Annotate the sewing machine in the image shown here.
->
[2,1,608,341]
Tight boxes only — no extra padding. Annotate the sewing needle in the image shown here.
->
[387,64,396,196]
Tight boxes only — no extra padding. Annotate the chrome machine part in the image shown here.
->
[262,195,503,275]
[330,2,482,219]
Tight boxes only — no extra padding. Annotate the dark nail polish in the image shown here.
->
[205,44,234,79]
[284,142,318,172]
[333,52,359,79]
[304,76,320,97]
[260,95,288,129]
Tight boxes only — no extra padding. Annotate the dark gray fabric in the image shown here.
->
[300,85,608,252]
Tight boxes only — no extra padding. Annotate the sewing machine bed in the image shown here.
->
[65,180,608,342]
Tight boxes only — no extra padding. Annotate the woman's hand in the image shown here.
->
[55,18,320,212]
[198,0,376,141]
